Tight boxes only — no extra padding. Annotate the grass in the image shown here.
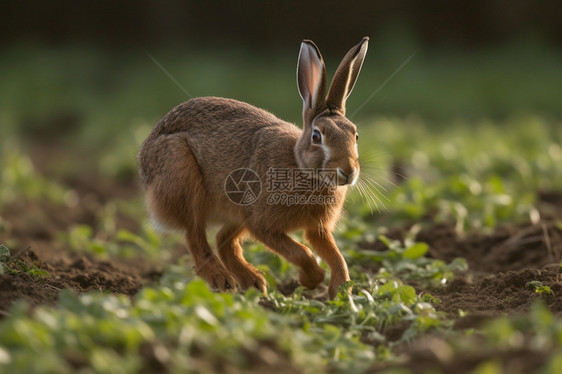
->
[355,115,562,230]
[1,39,562,373]
[0,244,453,373]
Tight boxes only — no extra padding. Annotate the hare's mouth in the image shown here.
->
[336,168,359,186]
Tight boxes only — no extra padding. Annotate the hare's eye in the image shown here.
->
[312,129,322,144]
[355,132,359,141]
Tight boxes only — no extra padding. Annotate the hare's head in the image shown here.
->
[295,37,368,186]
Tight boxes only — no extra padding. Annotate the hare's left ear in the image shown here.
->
[326,37,369,115]
[297,40,327,127]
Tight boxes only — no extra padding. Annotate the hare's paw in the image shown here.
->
[232,265,268,294]
[328,280,352,300]
[298,264,325,290]
[196,259,237,292]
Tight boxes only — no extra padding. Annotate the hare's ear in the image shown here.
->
[326,37,369,115]
[297,40,327,127]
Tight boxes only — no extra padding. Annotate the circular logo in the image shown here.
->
[224,168,262,206]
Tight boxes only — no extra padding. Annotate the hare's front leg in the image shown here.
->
[305,229,350,299]
[249,229,325,290]
[185,226,237,292]
[216,224,267,294]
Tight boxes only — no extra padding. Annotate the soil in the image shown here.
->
[1,145,562,372]
[0,173,161,316]
[361,217,562,321]
[361,191,562,373]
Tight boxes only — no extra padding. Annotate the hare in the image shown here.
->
[138,37,368,299]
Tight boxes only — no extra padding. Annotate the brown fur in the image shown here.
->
[138,37,369,298]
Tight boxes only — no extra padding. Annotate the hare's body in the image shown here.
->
[138,38,369,298]
[139,97,345,232]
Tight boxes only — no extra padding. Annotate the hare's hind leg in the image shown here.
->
[145,135,236,292]
[185,226,237,292]
[249,229,325,290]
[216,224,267,293]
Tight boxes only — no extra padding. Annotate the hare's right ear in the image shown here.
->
[297,40,327,127]
[326,37,369,115]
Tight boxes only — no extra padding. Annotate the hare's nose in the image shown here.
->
[337,168,348,180]
[337,167,358,185]
[348,167,359,185]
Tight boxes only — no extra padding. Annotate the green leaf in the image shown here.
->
[0,244,10,274]
[526,280,552,295]
[396,285,417,304]
[377,235,392,248]
[0,244,10,262]
[403,242,429,260]
[116,229,145,247]
[421,294,441,304]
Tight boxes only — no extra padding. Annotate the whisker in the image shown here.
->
[355,181,372,209]
[358,177,389,211]
[360,176,391,203]
[356,179,382,214]
[360,167,402,189]
[364,183,382,214]
[358,153,390,164]
[354,181,375,214]
[361,175,388,193]
[359,165,389,173]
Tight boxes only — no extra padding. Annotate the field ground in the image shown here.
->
[1,42,562,373]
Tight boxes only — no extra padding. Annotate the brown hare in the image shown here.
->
[138,37,368,299]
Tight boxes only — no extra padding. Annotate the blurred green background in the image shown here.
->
[1,1,561,214]
[3,1,562,124]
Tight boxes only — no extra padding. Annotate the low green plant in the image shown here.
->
[0,229,467,374]
[0,244,10,275]
[0,143,69,208]
[337,225,468,287]
[61,220,178,260]
[0,244,50,278]
[526,280,553,295]
[356,116,561,232]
